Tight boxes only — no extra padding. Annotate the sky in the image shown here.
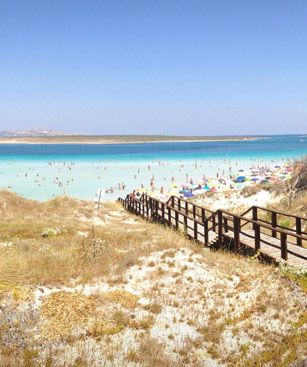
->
[0,0,307,136]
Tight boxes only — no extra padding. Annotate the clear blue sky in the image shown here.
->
[0,0,307,135]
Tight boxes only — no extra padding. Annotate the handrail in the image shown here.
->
[139,194,306,241]
[240,206,255,217]
[205,211,218,232]
[254,205,306,221]
[119,193,307,265]
[127,195,307,244]
[126,194,306,224]
[168,195,215,217]
[218,209,307,241]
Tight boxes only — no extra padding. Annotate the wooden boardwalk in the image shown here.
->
[119,194,307,269]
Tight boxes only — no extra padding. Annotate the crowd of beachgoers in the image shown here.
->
[0,157,294,202]
[129,161,294,202]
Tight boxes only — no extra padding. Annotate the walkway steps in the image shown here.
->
[119,194,307,269]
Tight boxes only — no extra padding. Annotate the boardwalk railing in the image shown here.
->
[119,194,307,267]
[240,205,307,246]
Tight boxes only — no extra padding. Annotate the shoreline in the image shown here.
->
[0,136,260,145]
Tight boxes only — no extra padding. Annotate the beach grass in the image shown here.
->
[0,191,306,367]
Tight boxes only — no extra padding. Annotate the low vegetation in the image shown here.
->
[0,189,306,366]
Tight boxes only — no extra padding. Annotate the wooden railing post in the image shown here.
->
[185,201,188,215]
[212,214,216,232]
[252,206,257,230]
[178,198,181,211]
[175,211,179,230]
[194,221,198,240]
[255,223,260,251]
[168,207,171,226]
[218,211,223,244]
[296,217,302,246]
[271,212,277,238]
[162,203,165,220]
[204,220,209,246]
[193,205,196,219]
[171,196,174,208]
[233,216,240,251]
[201,208,205,222]
[281,232,288,260]
[223,218,228,233]
[184,214,188,231]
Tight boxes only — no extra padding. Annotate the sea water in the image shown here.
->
[0,135,306,201]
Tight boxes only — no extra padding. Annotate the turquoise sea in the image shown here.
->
[0,135,306,201]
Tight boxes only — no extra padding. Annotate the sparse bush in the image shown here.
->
[138,337,172,367]
[41,227,60,237]
[144,302,162,314]
[241,184,263,197]
[284,157,307,208]
[279,218,291,229]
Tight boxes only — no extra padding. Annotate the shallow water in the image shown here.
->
[0,135,306,201]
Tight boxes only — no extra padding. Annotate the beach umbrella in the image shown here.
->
[184,191,194,198]
[234,176,246,183]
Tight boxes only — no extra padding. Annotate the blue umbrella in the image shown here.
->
[234,176,246,183]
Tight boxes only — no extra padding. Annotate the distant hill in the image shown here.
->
[0,133,258,144]
[0,129,73,137]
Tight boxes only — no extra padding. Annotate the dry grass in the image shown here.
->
[40,291,97,340]
[0,191,306,367]
[0,191,193,292]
